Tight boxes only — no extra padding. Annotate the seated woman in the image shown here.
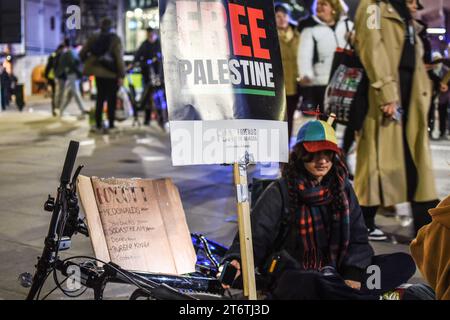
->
[221,120,416,299]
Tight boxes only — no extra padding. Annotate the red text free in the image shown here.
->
[175,1,275,88]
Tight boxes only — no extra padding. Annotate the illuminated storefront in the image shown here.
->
[125,0,159,52]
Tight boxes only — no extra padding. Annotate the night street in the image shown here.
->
[0,98,449,299]
[1,0,450,304]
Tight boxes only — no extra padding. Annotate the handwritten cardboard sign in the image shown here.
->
[77,175,196,275]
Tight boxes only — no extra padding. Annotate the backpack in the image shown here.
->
[61,50,82,78]
[89,33,117,73]
[250,178,295,290]
[251,178,292,257]
[54,52,66,79]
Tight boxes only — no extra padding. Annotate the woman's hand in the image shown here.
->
[380,102,398,118]
[345,31,355,46]
[424,64,433,71]
[345,280,361,290]
[299,76,312,86]
[217,260,241,290]
[440,83,449,93]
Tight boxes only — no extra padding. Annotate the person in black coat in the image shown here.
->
[0,63,12,110]
[44,45,64,116]
[133,27,163,126]
[220,120,416,299]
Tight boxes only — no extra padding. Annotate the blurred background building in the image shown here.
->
[0,0,449,98]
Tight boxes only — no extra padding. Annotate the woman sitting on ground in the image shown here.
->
[221,120,416,299]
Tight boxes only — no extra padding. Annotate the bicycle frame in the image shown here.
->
[25,141,227,300]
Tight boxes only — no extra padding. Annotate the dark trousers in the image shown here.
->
[428,99,448,136]
[141,76,168,127]
[95,77,118,129]
[286,94,298,140]
[1,85,9,110]
[48,79,56,114]
[301,86,326,114]
[271,253,415,300]
[362,200,439,235]
[142,85,155,125]
[342,125,356,155]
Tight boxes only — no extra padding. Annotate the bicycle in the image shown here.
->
[126,56,168,131]
[20,141,229,300]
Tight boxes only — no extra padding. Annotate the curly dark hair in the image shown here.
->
[282,144,349,216]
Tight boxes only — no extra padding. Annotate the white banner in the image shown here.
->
[169,119,288,166]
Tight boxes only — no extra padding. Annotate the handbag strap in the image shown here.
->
[343,18,355,51]
[312,34,319,65]
[270,178,293,253]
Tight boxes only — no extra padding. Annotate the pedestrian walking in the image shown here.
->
[0,64,11,111]
[44,45,64,116]
[80,18,125,133]
[58,40,87,117]
[427,52,449,140]
[297,0,352,114]
[275,3,300,142]
[133,27,163,126]
[354,0,439,239]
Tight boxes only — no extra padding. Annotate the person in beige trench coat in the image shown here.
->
[353,0,439,239]
[275,3,301,141]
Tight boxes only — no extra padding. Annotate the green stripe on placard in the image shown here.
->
[181,88,276,96]
[233,88,276,96]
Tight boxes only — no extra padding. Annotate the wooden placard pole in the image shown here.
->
[233,152,257,300]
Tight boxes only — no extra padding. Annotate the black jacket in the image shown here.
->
[224,179,374,282]
[134,39,162,81]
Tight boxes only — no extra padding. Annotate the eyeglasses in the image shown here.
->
[301,150,335,163]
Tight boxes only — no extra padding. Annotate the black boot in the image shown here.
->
[411,199,440,236]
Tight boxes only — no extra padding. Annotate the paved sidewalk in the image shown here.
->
[0,99,448,299]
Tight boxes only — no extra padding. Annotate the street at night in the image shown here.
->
[0,98,448,299]
[0,0,449,306]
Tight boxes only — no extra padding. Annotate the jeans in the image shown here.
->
[60,74,85,115]
[95,77,118,129]
[47,79,56,114]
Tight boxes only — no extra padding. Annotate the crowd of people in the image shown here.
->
[43,18,164,133]
[43,18,125,132]
[5,0,448,300]
[219,0,449,300]
[276,0,449,240]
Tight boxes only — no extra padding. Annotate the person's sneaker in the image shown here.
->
[396,215,413,227]
[89,127,102,134]
[380,205,397,217]
[368,227,388,241]
[163,122,170,133]
[438,134,448,141]
[108,126,119,134]
[380,290,401,300]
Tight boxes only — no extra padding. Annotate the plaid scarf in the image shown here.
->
[292,161,350,270]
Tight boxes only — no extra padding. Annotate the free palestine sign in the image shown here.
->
[160,0,288,165]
